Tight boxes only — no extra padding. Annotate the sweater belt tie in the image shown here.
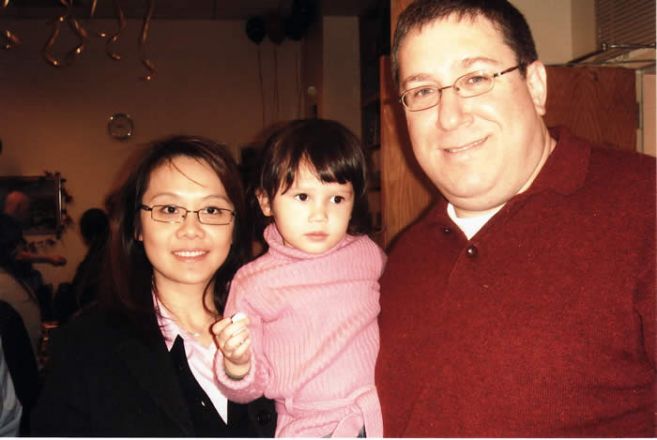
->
[278,385,381,437]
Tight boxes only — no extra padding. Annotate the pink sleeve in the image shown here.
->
[214,277,271,403]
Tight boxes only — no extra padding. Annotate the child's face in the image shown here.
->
[258,161,354,254]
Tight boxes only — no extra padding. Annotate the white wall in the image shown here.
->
[512,0,596,64]
[0,19,304,287]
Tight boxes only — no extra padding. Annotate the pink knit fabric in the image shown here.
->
[215,224,386,437]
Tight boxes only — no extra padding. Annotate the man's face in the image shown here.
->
[398,14,552,217]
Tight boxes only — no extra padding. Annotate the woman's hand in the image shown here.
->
[212,313,252,380]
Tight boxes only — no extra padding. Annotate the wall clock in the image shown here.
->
[107,113,134,140]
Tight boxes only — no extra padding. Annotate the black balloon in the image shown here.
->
[285,0,316,41]
[284,15,304,41]
[245,16,266,44]
[265,12,285,44]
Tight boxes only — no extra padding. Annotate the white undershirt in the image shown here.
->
[446,203,502,240]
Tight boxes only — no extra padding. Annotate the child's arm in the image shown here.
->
[212,313,252,380]
[212,309,271,404]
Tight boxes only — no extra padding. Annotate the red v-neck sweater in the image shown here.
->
[376,128,656,437]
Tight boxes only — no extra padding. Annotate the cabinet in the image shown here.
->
[359,4,389,245]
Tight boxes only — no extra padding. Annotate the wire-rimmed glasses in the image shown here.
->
[400,64,523,112]
[140,204,235,225]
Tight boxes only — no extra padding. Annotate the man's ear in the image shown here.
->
[525,60,548,116]
[256,190,273,217]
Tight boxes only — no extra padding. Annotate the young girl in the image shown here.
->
[212,119,386,437]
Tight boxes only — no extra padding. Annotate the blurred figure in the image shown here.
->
[73,208,109,309]
[1,190,66,322]
[2,190,67,270]
[0,300,40,435]
[54,208,109,323]
[0,336,22,437]
[0,215,42,355]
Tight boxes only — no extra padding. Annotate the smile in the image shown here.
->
[173,250,207,258]
[444,137,487,154]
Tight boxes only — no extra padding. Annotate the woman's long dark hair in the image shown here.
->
[102,135,250,334]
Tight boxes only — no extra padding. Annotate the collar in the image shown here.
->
[263,223,356,261]
[525,126,590,196]
[153,292,187,351]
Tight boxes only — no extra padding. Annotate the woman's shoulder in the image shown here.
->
[49,306,136,354]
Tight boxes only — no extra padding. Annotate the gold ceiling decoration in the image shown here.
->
[1,0,21,49]
[2,0,157,80]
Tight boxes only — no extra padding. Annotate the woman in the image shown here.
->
[31,136,276,437]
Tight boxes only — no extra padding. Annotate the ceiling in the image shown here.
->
[3,0,382,20]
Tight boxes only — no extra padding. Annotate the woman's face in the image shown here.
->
[138,156,235,295]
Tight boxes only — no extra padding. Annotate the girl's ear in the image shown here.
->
[256,190,273,217]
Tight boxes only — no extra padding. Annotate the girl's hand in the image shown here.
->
[212,313,252,380]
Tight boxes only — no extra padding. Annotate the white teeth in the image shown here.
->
[174,250,206,257]
[445,138,484,153]
[446,145,472,153]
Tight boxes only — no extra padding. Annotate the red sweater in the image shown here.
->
[376,128,656,437]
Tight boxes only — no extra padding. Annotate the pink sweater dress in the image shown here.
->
[215,224,386,437]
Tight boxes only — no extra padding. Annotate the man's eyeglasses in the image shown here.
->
[140,204,235,225]
[399,64,524,112]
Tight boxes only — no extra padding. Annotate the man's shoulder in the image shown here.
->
[586,145,655,194]
[386,202,447,249]
[589,143,655,170]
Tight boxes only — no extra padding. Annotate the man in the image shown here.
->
[1,190,66,269]
[375,0,655,437]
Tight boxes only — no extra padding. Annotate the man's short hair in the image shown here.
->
[392,0,538,87]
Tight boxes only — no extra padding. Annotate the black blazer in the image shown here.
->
[31,307,276,437]
[0,300,40,435]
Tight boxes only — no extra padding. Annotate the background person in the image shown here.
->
[53,208,110,323]
[1,189,66,323]
[2,190,67,270]
[31,135,276,437]
[0,214,42,355]
[376,0,655,437]
[0,335,22,437]
[0,300,40,435]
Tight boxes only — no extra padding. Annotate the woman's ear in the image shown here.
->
[256,190,273,217]
[134,222,143,242]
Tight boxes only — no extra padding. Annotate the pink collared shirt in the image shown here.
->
[153,294,228,423]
